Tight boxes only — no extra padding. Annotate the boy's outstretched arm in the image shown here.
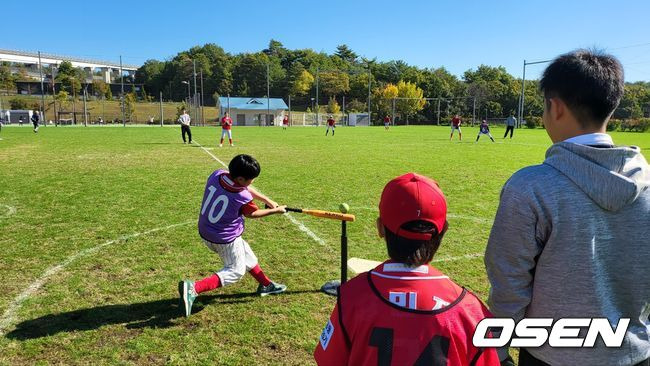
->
[245,205,286,219]
[247,185,279,208]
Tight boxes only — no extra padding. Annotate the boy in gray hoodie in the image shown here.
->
[485,50,650,366]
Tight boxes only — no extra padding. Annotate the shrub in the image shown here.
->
[606,119,621,132]
[9,97,29,110]
[525,116,541,129]
[620,118,650,132]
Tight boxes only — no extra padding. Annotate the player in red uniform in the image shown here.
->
[314,173,499,366]
[326,115,335,136]
[450,114,462,141]
[220,112,233,147]
[282,113,289,130]
[384,115,391,130]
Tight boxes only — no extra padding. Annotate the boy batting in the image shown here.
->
[179,154,287,317]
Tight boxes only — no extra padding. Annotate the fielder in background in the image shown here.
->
[384,114,391,130]
[476,119,495,142]
[178,109,192,144]
[31,110,40,133]
[504,112,516,139]
[282,113,289,130]
[485,50,650,366]
[326,115,335,136]
[314,173,499,366]
[220,112,233,147]
[179,154,287,318]
[450,114,462,140]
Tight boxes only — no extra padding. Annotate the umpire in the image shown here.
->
[504,112,516,139]
[179,108,192,144]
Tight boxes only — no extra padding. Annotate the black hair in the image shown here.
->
[539,49,624,129]
[384,220,448,266]
[228,154,261,180]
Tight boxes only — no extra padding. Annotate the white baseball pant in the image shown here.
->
[203,237,258,286]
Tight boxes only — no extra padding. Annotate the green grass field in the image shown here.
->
[1,125,649,365]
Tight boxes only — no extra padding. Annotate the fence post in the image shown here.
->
[160,91,163,127]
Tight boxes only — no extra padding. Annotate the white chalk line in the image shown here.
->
[193,140,327,247]
[0,204,17,218]
[432,252,483,263]
[0,220,193,337]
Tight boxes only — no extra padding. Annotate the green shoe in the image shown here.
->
[256,282,287,297]
[178,280,197,317]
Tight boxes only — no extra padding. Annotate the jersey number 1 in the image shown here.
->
[201,185,229,223]
[369,327,449,366]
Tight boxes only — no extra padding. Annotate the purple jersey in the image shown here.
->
[198,169,253,243]
[480,123,490,133]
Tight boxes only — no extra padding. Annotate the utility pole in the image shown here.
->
[193,59,198,125]
[37,51,45,121]
[342,95,346,125]
[120,55,125,127]
[472,97,476,126]
[266,63,270,126]
[51,64,58,126]
[367,62,371,125]
[159,91,164,127]
[518,60,526,128]
[72,87,76,125]
[315,66,319,126]
[200,70,204,126]
[436,98,441,125]
[83,87,88,126]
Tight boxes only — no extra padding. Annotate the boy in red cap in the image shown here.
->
[314,173,499,366]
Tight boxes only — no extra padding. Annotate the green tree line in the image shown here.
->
[2,41,649,122]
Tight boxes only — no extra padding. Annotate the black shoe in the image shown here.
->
[256,282,287,297]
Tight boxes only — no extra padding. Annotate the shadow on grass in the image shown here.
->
[5,289,320,341]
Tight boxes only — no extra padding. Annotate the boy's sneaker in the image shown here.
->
[219,143,222,147]
[178,280,197,317]
[256,282,287,297]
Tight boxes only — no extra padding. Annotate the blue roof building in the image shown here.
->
[217,96,288,126]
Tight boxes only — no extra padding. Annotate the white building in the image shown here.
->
[217,97,288,126]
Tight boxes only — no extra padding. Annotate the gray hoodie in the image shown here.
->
[485,141,650,366]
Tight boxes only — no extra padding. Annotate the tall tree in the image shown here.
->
[319,71,350,97]
[395,80,425,121]
[0,62,16,94]
[335,44,358,64]
[55,60,82,95]
[372,83,399,118]
[289,67,314,97]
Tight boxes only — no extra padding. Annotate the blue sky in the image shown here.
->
[3,0,650,82]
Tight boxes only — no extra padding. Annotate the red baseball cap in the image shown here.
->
[379,173,447,241]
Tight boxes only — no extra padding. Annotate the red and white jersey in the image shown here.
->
[283,115,289,125]
[452,117,461,127]
[221,116,233,130]
[327,118,335,126]
[384,116,391,124]
[314,261,499,366]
